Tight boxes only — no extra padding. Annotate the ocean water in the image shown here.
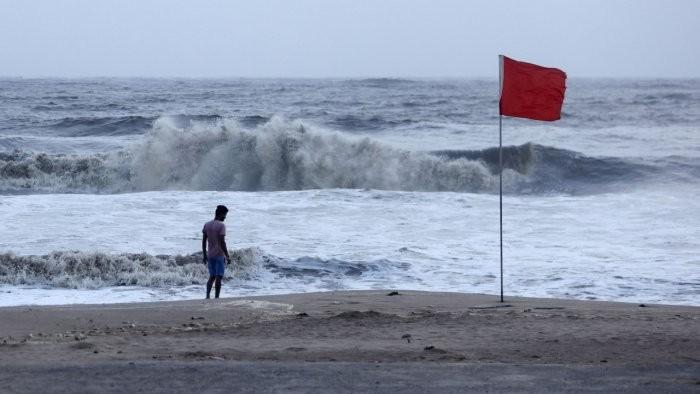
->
[0,78,698,306]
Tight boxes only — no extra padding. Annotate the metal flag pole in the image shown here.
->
[498,55,504,303]
[499,114,503,303]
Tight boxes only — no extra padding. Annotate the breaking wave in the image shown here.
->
[0,116,494,193]
[0,248,266,288]
[0,248,407,289]
[431,145,677,194]
[0,116,690,195]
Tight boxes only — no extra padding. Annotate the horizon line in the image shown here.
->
[2,74,699,80]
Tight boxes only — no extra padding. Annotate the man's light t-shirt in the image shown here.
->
[203,220,226,257]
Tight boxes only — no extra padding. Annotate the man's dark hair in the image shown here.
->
[215,205,229,216]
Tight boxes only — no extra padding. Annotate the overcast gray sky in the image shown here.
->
[1,0,698,78]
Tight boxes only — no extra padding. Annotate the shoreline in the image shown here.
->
[2,288,699,307]
[2,285,698,309]
[1,290,699,392]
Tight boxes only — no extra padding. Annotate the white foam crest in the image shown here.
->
[129,116,495,192]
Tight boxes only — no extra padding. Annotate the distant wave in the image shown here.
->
[0,116,692,195]
[329,114,417,131]
[346,78,417,87]
[28,114,279,137]
[45,114,226,137]
[50,115,157,136]
[0,248,406,289]
[238,115,270,128]
[32,102,136,112]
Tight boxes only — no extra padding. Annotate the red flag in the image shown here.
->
[499,55,567,121]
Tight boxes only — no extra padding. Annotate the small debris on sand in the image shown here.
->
[469,304,512,310]
[333,310,384,319]
[534,307,565,310]
[423,346,448,354]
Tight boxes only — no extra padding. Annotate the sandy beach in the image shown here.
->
[3,1,700,392]
[0,290,698,392]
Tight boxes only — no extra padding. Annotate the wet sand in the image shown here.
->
[1,290,698,392]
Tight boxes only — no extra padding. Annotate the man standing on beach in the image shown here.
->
[202,205,231,299]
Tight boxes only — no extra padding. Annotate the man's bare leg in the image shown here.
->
[206,276,215,299]
[214,276,222,298]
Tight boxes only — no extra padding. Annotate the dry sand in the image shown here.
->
[0,290,698,392]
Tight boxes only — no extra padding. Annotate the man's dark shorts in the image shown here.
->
[207,255,226,277]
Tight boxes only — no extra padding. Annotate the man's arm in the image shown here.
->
[219,235,231,265]
[202,234,208,263]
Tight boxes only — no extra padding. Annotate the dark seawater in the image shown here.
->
[2,78,699,136]
[0,78,699,306]
[1,78,699,195]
